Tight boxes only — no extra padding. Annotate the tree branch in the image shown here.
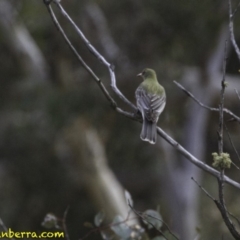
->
[43,1,240,191]
[235,89,240,101]
[228,0,240,62]
[217,171,240,239]
[192,177,240,237]
[173,80,240,123]
[215,42,240,239]
[53,2,137,111]
[45,2,138,123]
[218,42,227,155]
[156,127,240,189]
[225,124,240,166]
[128,202,168,240]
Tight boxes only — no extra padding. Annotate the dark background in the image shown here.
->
[0,0,240,239]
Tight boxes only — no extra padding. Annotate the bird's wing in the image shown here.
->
[135,87,166,123]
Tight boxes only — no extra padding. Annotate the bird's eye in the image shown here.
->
[142,71,146,75]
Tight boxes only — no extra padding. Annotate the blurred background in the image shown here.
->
[0,0,240,239]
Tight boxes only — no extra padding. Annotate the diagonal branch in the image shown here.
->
[235,89,240,101]
[192,177,240,236]
[128,202,168,240]
[45,3,136,122]
[43,0,240,191]
[228,0,240,62]
[225,124,240,165]
[54,2,137,111]
[156,127,240,189]
[173,80,240,123]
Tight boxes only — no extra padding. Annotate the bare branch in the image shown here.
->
[192,177,240,231]
[45,4,119,108]
[228,0,240,62]
[191,177,215,201]
[232,0,240,17]
[173,80,240,123]
[235,89,240,101]
[215,42,240,239]
[43,1,240,191]
[217,171,240,239]
[144,213,179,240]
[85,3,121,60]
[229,212,240,228]
[53,2,137,111]
[45,2,140,124]
[218,42,227,155]
[128,202,168,240]
[225,124,240,165]
[156,127,240,189]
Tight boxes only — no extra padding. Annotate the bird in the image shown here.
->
[135,68,166,144]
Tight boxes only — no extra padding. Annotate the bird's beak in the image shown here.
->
[137,72,142,77]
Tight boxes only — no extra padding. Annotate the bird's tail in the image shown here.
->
[140,119,157,144]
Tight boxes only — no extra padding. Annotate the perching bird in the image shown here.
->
[135,68,166,144]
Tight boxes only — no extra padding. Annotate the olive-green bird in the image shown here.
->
[135,68,166,144]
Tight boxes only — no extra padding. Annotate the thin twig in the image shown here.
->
[192,177,240,229]
[173,80,240,123]
[63,206,70,240]
[232,0,240,18]
[54,2,137,111]
[45,4,119,110]
[228,211,240,227]
[225,124,240,165]
[45,3,139,122]
[235,89,240,101]
[218,41,227,155]
[144,213,179,240]
[230,161,240,170]
[156,127,240,189]
[228,0,240,62]
[191,177,215,201]
[43,1,240,190]
[217,171,240,238]
[128,202,168,240]
[216,42,240,239]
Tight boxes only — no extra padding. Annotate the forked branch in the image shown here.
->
[42,0,240,190]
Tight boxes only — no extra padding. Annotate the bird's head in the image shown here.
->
[137,68,156,80]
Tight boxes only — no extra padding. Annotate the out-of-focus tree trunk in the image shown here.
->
[159,25,235,240]
[55,118,138,224]
[0,0,49,84]
[84,2,131,71]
